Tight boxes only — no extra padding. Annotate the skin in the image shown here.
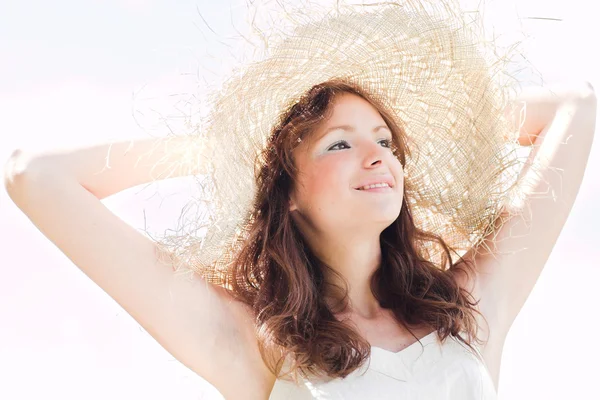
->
[289,92,405,319]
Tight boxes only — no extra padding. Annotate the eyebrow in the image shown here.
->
[317,124,391,141]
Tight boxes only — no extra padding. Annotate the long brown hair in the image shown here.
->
[222,78,485,382]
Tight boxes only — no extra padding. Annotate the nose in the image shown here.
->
[361,140,387,168]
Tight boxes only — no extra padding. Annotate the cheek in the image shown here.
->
[312,159,350,193]
[301,159,350,205]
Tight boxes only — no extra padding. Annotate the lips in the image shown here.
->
[353,176,394,190]
[355,183,391,190]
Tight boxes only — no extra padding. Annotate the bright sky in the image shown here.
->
[1,1,598,399]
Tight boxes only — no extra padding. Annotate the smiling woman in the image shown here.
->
[139,51,520,396]
[289,92,406,251]
[2,0,598,399]
[242,80,489,386]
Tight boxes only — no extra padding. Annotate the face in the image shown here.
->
[289,92,404,237]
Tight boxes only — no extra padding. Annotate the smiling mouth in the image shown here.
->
[354,184,392,191]
[354,186,393,192]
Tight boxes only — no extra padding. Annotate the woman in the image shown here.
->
[4,1,597,399]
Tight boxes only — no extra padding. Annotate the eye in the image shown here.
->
[327,140,350,151]
[328,139,394,152]
[379,138,392,148]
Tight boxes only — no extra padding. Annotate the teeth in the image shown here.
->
[358,183,390,190]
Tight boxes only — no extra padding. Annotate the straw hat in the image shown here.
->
[157,0,524,286]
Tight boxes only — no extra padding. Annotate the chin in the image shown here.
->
[355,213,400,229]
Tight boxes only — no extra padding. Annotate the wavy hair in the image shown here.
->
[221,78,486,382]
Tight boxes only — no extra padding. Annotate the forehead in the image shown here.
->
[327,92,379,118]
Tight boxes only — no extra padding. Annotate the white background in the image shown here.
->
[1,0,598,399]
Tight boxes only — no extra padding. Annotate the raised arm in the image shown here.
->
[461,81,597,337]
[3,136,276,399]
[449,82,597,387]
[4,134,208,200]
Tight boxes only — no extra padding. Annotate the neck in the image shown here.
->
[310,232,384,318]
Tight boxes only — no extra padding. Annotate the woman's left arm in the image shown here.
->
[461,82,597,338]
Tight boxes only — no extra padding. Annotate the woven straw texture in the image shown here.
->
[154,0,524,287]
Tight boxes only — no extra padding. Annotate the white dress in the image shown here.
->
[269,331,497,399]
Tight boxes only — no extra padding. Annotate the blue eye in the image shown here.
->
[379,139,392,148]
[328,140,350,151]
[327,139,393,151]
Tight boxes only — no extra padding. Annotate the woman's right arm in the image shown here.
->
[3,137,277,399]
[5,135,207,200]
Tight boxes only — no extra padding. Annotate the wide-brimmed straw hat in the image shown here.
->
[155,0,525,287]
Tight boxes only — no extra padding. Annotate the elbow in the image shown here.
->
[3,149,48,198]
[3,149,28,190]
[579,81,597,103]
[3,149,32,203]
[569,82,597,136]
[579,82,597,133]
[584,81,596,96]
